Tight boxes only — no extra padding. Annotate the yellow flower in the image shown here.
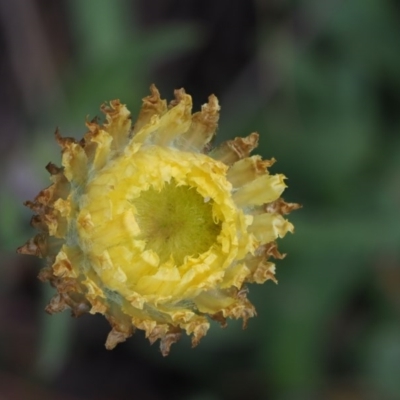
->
[18,85,300,355]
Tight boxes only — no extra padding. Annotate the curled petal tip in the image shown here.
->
[160,328,182,357]
[105,327,132,350]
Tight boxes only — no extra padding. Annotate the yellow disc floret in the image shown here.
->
[17,85,300,355]
[131,181,221,266]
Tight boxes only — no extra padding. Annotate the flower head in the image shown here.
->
[18,85,300,355]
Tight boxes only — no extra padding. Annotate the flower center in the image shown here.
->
[131,180,221,265]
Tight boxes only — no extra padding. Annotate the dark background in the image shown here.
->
[1,0,400,399]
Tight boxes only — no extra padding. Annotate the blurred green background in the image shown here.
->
[1,0,400,399]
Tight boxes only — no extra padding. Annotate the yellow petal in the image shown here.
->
[233,174,287,207]
[249,213,294,244]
